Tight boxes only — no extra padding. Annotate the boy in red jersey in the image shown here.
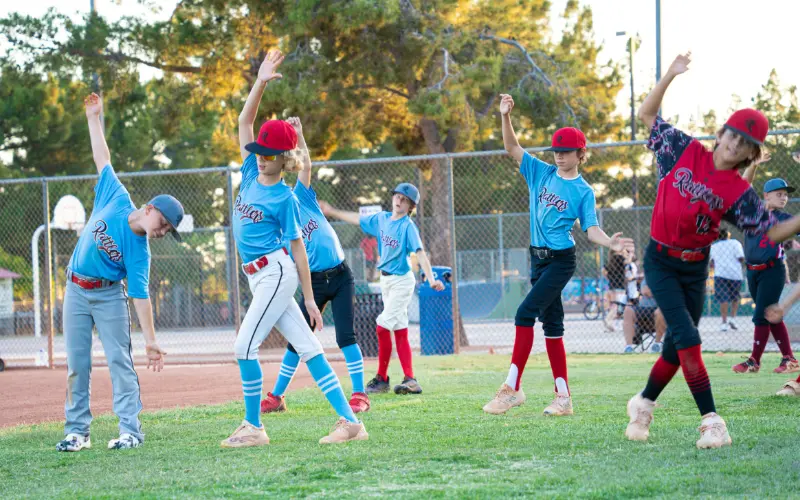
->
[624,53,800,449]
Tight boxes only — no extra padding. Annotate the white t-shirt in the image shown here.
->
[710,239,745,281]
[625,262,639,300]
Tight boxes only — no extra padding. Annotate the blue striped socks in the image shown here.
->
[342,344,365,394]
[237,359,263,427]
[272,349,300,397]
[307,354,358,423]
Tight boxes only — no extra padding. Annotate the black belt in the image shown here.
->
[381,270,395,277]
[529,245,576,259]
[310,261,348,280]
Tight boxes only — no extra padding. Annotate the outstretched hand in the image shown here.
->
[84,93,103,118]
[667,52,691,77]
[609,232,635,255]
[258,49,285,83]
[499,94,515,116]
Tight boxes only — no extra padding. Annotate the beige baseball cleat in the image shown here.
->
[625,393,655,442]
[776,380,800,396]
[696,413,732,449]
[319,418,369,444]
[220,420,270,448]
[543,395,573,416]
[482,384,526,415]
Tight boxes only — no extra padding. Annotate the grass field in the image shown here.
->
[2,353,799,498]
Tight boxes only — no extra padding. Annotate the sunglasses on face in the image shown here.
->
[257,153,281,161]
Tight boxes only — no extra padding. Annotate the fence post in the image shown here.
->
[227,170,241,331]
[498,213,505,297]
[42,180,55,368]
[446,156,461,354]
[598,208,606,315]
[417,165,426,247]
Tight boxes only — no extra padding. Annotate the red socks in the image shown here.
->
[506,326,534,390]
[769,322,795,358]
[751,325,771,363]
[545,337,569,395]
[641,356,680,401]
[677,345,716,415]
[394,328,414,379]
[376,325,392,379]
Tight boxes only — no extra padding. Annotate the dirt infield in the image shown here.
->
[0,360,350,428]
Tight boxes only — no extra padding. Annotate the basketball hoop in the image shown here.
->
[52,195,86,233]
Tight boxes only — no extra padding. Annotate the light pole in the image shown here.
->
[616,31,639,206]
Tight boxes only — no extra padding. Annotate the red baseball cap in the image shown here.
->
[723,109,769,146]
[245,120,298,156]
[544,127,587,152]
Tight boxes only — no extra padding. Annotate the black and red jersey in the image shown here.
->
[647,117,776,250]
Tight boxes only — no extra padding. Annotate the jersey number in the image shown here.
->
[758,235,777,249]
[695,214,712,235]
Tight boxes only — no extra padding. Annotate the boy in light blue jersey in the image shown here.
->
[322,184,444,396]
[483,93,633,418]
[261,117,371,415]
[223,49,367,447]
[57,93,185,453]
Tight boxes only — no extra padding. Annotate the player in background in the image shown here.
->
[321,185,445,396]
[223,49,366,447]
[260,117,371,415]
[765,282,800,396]
[57,93,183,452]
[709,228,745,331]
[483,93,634,417]
[732,152,799,374]
[624,53,800,449]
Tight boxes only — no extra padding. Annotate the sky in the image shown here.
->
[3,0,799,128]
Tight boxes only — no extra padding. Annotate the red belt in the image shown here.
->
[70,274,109,290]
[747,260,776,271]
[242,248,288,275]
[656,243,708,262]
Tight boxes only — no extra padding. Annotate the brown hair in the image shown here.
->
[715,128,763,170]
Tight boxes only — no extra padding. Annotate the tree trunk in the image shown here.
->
[418,118,468,348]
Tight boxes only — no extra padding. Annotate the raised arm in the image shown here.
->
[288,117,312,187]
[319,201,361,226]
[742,151,770,184]
[499,94,524,164]
[638,52,691,130]
[238,50,285,161]
[84,93,111,174]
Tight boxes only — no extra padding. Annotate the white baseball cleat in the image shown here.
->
[625,393,655,442]
[56,433,91,452]
[108,433,142,450]
[696,413,732,449]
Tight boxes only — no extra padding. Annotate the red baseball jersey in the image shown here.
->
[648,117,776,249]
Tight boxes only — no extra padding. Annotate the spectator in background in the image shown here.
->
[360,235,379,282]
[709,228,745,332]
[624,252,640,304]
[623,275,665,353]
[603,250,627,332]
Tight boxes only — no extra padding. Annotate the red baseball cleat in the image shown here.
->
[260,392,286,413]
[349,392,371,413]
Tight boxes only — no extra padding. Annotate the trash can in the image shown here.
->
[419,266,453,355]
[353,292,383,357]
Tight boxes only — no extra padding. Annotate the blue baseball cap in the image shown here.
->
[764,178,795,194]
[149,194,185,241]
[391,183,420,205]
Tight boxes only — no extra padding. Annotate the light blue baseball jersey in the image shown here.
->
[520,152,599,250]
[360,212,423,275]
[67,165,151,299]
[286,181,345,272]
[233,154,301,264]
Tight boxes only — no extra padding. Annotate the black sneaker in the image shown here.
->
[394,377,422,395]
[365,374,390,394]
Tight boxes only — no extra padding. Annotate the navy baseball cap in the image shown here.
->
[764,178,795,194]
[391,183,420,205]
[149,194,185,241]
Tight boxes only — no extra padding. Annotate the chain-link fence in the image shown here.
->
[2,131,800,368]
